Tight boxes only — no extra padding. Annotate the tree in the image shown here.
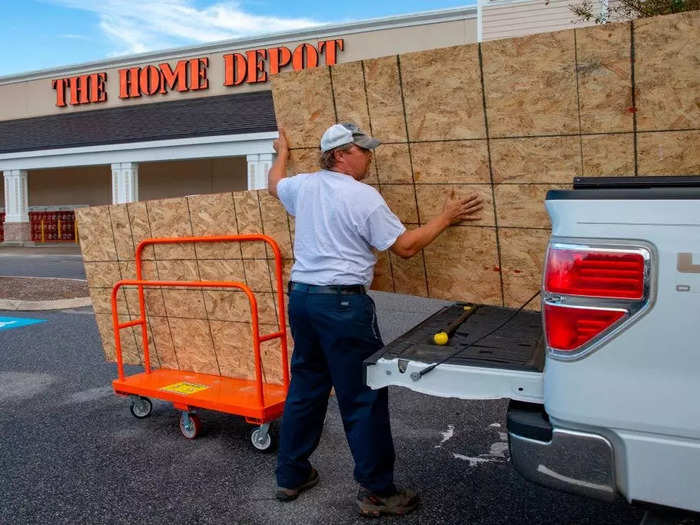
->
[569,0,700,23]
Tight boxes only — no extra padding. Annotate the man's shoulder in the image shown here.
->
[279,171,316,190]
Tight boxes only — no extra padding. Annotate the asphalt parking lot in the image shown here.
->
[0,248,694,524]
[1,302,662,525]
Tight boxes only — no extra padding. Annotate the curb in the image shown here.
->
[0,297,93,311]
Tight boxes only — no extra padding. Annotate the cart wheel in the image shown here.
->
[129,396,152,419]
[179,412,201,439]
[249,427,276,452]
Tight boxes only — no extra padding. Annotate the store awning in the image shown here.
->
[0,91,277,154]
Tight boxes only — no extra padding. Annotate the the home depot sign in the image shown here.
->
[51,39,344,107]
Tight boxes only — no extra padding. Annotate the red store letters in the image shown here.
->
[51,39,344,107]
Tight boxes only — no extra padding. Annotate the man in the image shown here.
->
[268,122,483,517]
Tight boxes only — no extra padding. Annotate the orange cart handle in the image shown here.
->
[133,234,289,387]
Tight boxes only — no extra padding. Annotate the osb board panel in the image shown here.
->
[581,134,635,176]
[415,184,495,227]
[400,44,486,141]
[423,226,502,305]
[374,144,413,184]
[268,11,699,317]
[499,228,550,310]
[494,184,570,229]
[286,148,320,176]
[330,61,371,133]
[482,30,579,137]
[76,206,117,262]
[78,190,292,384]
[490,137,581,184]
[411,141,490,184]
[364,56,407,143]
[380,185,419,224]
[637,131,700,176]
[272,66,336,148]
[575,22,634,134]
[634,11,700,131]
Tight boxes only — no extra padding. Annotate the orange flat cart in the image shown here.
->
[110,234,289,451]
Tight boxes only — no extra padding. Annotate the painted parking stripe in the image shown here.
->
[0,316,46,331]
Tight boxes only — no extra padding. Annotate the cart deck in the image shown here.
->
[113,368,286,422]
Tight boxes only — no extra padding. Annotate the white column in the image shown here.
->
[476,0,483,42]
[111,162,139,204]
[246,153,273,190]
[3,169,29,223]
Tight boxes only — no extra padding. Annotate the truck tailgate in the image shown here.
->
[364,303,544,403]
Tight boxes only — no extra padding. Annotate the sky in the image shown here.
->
[0,0,473,77]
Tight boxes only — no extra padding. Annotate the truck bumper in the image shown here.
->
[507,401,617,502]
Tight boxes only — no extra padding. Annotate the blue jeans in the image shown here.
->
[275,289,396,495]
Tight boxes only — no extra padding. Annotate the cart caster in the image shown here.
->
[129,396,152,419]
[249,423,276,453]
[179,412,201,439]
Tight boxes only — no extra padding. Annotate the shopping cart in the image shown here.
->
[110,234,289,451]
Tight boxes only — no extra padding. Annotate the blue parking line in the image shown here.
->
[0,316,47,331]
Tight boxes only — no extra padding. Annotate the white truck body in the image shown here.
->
[365,177,700,512]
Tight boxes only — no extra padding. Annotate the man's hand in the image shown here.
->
[441,190,484,224]
[391,190,485,259]
[274,128,290,158]
[268,128,290,198]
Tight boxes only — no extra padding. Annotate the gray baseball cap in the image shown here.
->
[320,123,381,152]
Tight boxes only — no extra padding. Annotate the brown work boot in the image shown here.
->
[275,468,319,502]
[356,487,420,517]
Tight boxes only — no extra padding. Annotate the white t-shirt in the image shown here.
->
[277,169,406,286]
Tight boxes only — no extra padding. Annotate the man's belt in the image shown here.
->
[288,281,366,294]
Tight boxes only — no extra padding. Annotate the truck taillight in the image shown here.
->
[544,304,625,351]
[543,242,653,359]
[545,249,645,299]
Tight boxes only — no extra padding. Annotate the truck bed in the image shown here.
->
[368,303,544,372]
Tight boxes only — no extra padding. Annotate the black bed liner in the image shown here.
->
[367,303,545,373]
[550,175,700,201]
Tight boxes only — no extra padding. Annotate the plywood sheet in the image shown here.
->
[380,185,418,224]
[634,11,700,131]
[499,228,550,309]
[415,184,495,227]
[423,226,502,305]
[272,66,336,148]
[76,206,117,262]
[411,141,490,184]
[363,56,407,143]
[581,134,635,176]
[575,22,634,133]
[400,44,486,141]
[637,131,700,175]
[146,197,195,260]
[187,193,242,259]
[482,30,579,137]
[490,137,581,184]
[374,144,413,184]
[287,148,320,176]
[330,61,371,132]
[495,184,568,228]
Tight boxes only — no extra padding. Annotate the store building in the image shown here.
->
[0,2,597,244]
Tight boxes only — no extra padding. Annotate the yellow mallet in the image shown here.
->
[433,305,473,345]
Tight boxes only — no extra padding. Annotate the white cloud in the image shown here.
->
[47,0,325,56]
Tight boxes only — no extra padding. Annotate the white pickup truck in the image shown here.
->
[365,175,700,513]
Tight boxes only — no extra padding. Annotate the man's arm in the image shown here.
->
[391,192,483,258]
[268,128,290,199]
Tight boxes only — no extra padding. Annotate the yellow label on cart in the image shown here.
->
[160,382,209,395]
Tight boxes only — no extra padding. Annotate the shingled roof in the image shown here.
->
[0,91,277,154]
